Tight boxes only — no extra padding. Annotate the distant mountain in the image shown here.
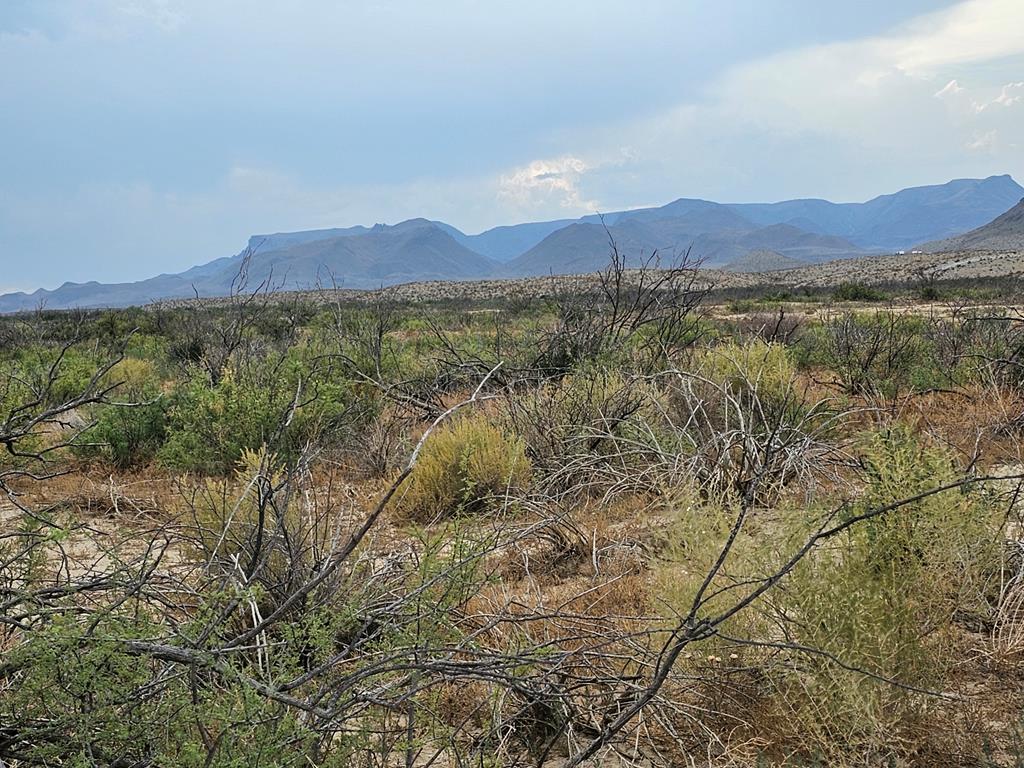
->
[502,210,863,277]
[171,226,372,282]
[503,223,647,276]
[920,198,1024,252]
[434,219,577,262]
[491,176,1023,255]
[723,250,808,273]
[729,175,1024,250]
[0,220,493,313]
[3,176,1022,312]
[197,219,495,292]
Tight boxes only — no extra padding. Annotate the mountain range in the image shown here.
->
[2,174,1022,313]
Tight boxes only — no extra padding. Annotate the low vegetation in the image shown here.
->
[3,255,1024,766]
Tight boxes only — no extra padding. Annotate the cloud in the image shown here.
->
[116,0,189,32]
[982,82,1024,110]
[935,79,964,98]
[497,156,599,216]
[967,129,999,151]
[886,0,1024,74]
[561,0,1024,206]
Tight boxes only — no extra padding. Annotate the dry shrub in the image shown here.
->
[907,383,1024,466]
[991,549,1024,664]
[397,413,531,522]
[504,367,664,499]
[103,356,161,390]
[667,340,848,505]
[734,308,805,346]
[181,447,350,618]
[431,680,493,731]
[343,403,415,479]
[499,494,663,585]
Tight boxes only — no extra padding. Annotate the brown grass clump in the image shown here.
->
[901,384,1024,465]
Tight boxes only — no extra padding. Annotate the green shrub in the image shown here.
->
[832,282,887,302]
[397,414,531,521]
[809,311,940,397]
[653,426,1005,762]
[82,400,167,470]
[692,339,797,403]
[159,354,353,474]
[76,357,168,469]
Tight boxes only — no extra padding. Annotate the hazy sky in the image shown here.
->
[2,0,1023,291]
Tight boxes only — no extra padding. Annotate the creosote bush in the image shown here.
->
[652,424,1008,764]
[755,427,1005,760]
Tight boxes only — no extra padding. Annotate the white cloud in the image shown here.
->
[886,0,1024,74]
[497,156,599,216]
[560,0,1024,205]
[986,82,1024,109]
[717,0,1024,133]
[967,129,999,151]
[935,79,964,98]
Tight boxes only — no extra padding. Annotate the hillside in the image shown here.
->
[503,214,863,276]
[920,198,1024,252]
[435,219,577,262]
[722,250,807,272]
[196,219,495,292]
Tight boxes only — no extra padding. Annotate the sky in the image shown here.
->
[1,0,1023,292]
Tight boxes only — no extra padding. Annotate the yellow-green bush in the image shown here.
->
[759,427,1005,760]
[692,338,798,402]
[103,356,162,392]
[652,427,1006,763]
[397,414,531,522]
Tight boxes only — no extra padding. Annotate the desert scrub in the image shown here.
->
[804,310,942,397]
[7,343,107,407]
[158,352,353,474]
[651,426,1006,763]
[831,282,889,302]
[397,414,531,521]
[690,338,798,402]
